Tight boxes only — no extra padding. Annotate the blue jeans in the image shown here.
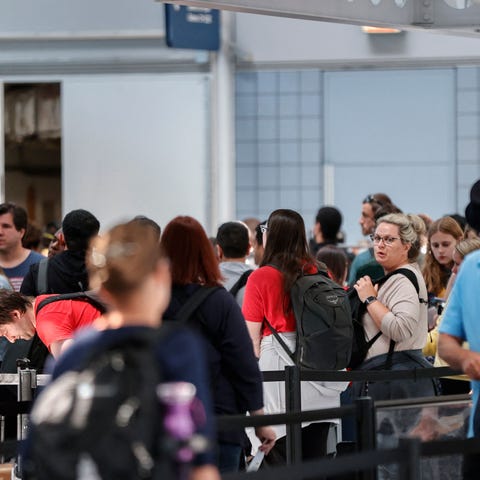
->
[217,443,242,473]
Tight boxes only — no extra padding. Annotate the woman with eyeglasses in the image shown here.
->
[242,209,347,465]
[352,213,438,401]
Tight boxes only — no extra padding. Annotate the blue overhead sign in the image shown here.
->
[165,5,220,51]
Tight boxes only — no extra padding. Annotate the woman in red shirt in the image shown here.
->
[242,209,347,464]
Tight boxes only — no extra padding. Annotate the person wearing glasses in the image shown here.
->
[353,203,403,283]
[347,193,394,285]
[352,213,437,400]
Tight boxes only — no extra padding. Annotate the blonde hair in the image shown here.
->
[376,213,426,261]
[88,222,164,297]
[455,238,480,260]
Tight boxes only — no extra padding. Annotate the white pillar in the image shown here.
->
[0,82,4,202]
[209,9,235,235]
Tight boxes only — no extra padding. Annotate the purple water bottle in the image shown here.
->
[157,381,197,463]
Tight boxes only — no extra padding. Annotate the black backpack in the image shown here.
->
[24,328,183,480]
[347,268,426,369]
[229,270,253,298]
[0,293,107,375]
[35,291,108,316]
[35,257,49,295]
[265,268,353,370]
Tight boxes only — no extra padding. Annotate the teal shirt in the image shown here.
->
[348,248,373,285]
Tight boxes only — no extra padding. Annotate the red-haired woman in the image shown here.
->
[161,216,275,473]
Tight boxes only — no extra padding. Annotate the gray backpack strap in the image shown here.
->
[36,257,49,294]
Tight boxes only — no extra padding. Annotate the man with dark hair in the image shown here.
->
[20,209,100,296]
[61,209,101,253]
[216,221,252,306]
[0,203,44,292]
[0,290,102,359]
[347,193,395,285]
[310,206,343,255]
[0,209,99,375]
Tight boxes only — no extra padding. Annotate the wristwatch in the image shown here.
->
[364,296,378,306]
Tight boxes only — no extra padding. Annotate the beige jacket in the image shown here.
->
[363,262,429,360]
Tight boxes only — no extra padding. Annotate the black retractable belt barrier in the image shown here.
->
[421,436,480,457]
[217,405,356,430]
[0,402,31,417]
[221,365,469,479]
[285,366,461,383]
[222,440,415,480]
[221,436,480,480]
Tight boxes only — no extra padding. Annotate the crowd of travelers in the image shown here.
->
[0,178,479,479]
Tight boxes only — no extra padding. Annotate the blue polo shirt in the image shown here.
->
[440,249,480,437]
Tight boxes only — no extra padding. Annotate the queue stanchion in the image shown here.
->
[355,396,376,480]
[15,358,36,479]
[398,437,421,480]
[285,365,302,465]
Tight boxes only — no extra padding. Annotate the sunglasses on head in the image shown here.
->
[363,194,384,206]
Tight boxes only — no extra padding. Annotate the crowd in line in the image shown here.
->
[0,179,478,478]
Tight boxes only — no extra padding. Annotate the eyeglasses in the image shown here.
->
[370,234,401,246]
[363,194,384,206]
[260,224,268,234]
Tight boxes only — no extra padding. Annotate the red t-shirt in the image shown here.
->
[242,265,296,337]
[35,295,102,351]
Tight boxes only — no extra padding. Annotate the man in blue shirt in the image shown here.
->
[0,203,43,362]
[439,178,480,480]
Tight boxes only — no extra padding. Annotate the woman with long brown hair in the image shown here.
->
[422,216,464,301]
[242,208,347,464]
[161,216,275,473]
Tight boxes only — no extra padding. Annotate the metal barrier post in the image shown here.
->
[16,358,36,479]
[398,437,421,480]
[355,396,376,480]
[0,415,4,464]
[285,365,302,465]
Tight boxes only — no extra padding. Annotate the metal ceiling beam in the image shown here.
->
[159,0,480,33]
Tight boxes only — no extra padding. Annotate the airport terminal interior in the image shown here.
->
[1,1,480,479]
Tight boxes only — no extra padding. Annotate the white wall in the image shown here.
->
[324,69,456,245]
[0,0,165,35]
[235,13,480,65]
[62,74,211,232]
